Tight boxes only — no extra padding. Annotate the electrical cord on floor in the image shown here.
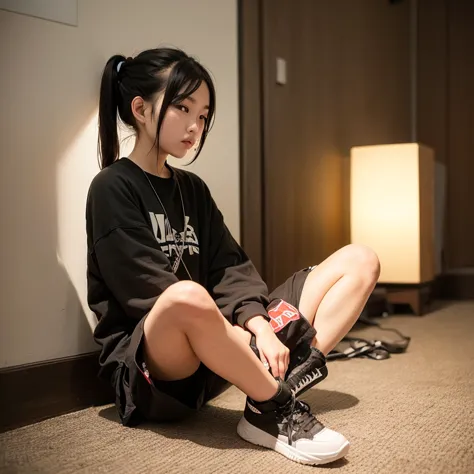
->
[327,316,411,361]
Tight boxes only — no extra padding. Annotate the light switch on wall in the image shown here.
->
[276,57,287,85]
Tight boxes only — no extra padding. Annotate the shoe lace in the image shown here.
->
[281,398,321,445]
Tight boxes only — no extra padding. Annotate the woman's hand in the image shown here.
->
[254,324,290,380]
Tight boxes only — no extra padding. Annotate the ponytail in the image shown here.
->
[98,55,125,169]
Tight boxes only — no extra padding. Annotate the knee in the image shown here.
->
[233,324,252,345]
[164,281,215,314]
[342,244,380,284]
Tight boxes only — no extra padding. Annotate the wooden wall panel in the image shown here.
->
[239,0,474,293]
[261,0,412,290]
[417,0,448,166]
[446,0,474,268]
[239,0,264,274]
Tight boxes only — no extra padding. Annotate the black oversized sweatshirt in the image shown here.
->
[86,158,270,381]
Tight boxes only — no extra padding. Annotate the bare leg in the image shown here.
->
[143,281,278,402]
[298,244,380,355]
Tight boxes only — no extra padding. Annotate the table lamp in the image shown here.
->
[350,143,436,313]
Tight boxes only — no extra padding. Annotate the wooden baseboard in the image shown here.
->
[376,270,474,315]
[434,269,474,300]
[0,352,113,433]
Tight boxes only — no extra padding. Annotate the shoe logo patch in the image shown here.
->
[268,300,301,333]
[294,369,323,393]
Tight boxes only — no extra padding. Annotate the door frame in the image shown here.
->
[238,0,265,277]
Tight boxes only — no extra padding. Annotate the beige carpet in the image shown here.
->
[1,301,473,474]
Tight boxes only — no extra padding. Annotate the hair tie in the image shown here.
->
[117,61,125,73]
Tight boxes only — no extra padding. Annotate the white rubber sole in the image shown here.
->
[237,417,350,466]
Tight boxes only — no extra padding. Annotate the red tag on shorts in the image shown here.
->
[268,300,301,333]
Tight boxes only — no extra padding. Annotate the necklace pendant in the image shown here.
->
[141,168,190,278]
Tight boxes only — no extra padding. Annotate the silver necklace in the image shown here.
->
[141,166,192,280]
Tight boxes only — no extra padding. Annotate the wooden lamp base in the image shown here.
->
[378,282,433,316]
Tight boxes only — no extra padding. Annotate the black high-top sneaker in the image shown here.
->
[237,380,349,465]
[286,346,328,397]
[250,336,328,397]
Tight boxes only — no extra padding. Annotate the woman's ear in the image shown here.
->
[131,96,147,125]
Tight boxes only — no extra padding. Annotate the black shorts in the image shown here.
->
[114,266,315,426]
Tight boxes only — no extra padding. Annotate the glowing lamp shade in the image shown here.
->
[350,143,435,284]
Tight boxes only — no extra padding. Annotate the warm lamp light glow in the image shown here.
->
[350,143,435,284]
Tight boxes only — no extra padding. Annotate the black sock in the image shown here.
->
[250,379,293,411]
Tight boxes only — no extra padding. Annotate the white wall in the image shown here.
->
[0,0,239,368]
[0,0,78,26]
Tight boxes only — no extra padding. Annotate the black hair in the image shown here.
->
[98,47,216,169]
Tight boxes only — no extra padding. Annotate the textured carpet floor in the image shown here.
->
[1,301,473,474]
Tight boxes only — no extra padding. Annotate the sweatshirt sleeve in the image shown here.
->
[87,171,178,321]
[206,191,270,328]
[93,227,178,321]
